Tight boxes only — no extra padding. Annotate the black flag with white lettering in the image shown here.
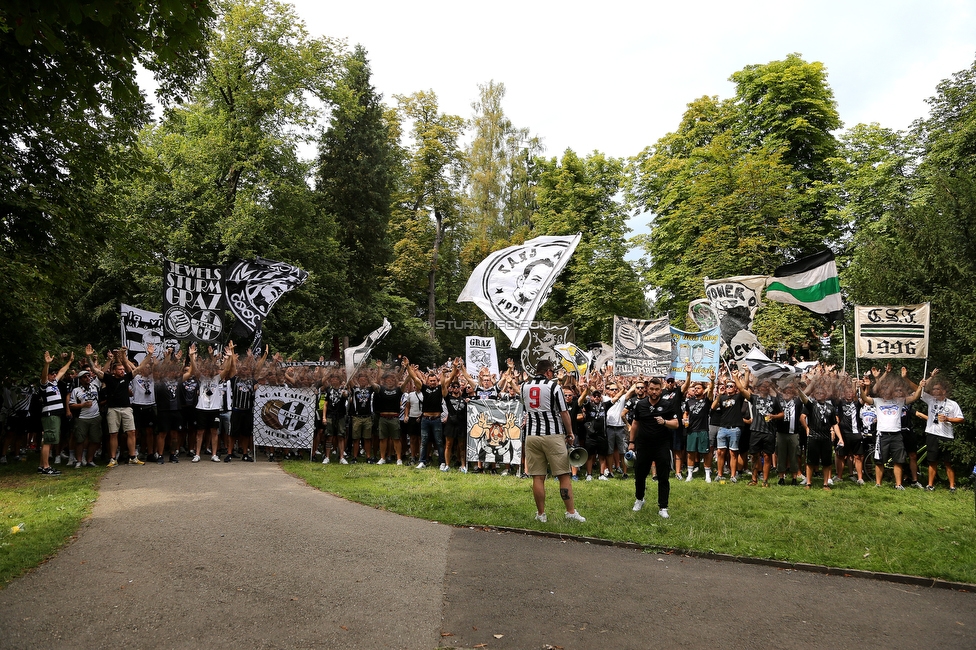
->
[162,261,226,344]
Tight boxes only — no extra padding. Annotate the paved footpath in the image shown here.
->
[1,463,973,649]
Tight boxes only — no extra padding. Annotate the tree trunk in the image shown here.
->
[427,208,444,339]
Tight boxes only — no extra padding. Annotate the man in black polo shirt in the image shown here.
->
[88,344,148,467]
[628,377,679,518]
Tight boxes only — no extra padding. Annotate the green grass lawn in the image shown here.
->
[0,463,105,588]
[286,462,976,585]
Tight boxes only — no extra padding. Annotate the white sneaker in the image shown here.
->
[211,455,220,462]
[501,469,509,476]
[603,469,611,478]
[322,457,330,464]
[659,508,670,519]
[339,458,349,465]
[396,459,403,466]
[705,471,712,483]
[598,474,609,481]
[460,465,467,473]
[685,471,693,482]
[74,461,82,469]
[377,458,386,465]
[54,455,61,465]
[565,511,586,522]
[675,471,683,481]
[192,454,201,463]
[798,475,808,486]
[416,462,426,469]
[827,477,835,486]
[534,512,547,523]
[632,499,645,512]
[439,463,449,472]
[585,474,592,481]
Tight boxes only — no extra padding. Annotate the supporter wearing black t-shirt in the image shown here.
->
[627,379,679,517]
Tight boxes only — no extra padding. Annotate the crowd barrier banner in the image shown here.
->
[253,385,317,451]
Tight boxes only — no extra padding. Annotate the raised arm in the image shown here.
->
[42,351,74,384]
[85,344,105,379]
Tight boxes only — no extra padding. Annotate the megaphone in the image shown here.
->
[568,446,588,468]
[624,450,636,469]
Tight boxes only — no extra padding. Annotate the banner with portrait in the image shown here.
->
[465,399,523,465]
[162,261,226,344]
[252,385,317,450]
[855,304,930,359]
[458,234,581,348]
[669,326,721,382]
[613,316,672,377]
[703,275,767,360]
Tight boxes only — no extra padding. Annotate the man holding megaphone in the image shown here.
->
[521,360,586,524]
[628,377,680,519]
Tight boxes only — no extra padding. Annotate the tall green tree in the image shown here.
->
[79,0,346,357]
[390,90,467,340]
[0,0,214,374]
[315,45,395,338]
[532,150,648,343]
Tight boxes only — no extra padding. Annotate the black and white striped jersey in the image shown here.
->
[520,376,567,436]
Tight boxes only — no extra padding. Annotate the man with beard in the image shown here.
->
[628,378,679,518]
[737,369,782,487]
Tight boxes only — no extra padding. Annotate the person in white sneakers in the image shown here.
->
[69,371,101,468]
[918,371,964,492]
[521,360,585,524]
[629,378,679,519]
[39,351,73,476]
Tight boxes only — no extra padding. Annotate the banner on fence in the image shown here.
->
[466,399,523,465]
[252,385,317,450]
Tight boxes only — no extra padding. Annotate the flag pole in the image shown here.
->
[842,323,847,374]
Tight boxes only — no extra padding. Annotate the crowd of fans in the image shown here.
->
[1,342,966,498]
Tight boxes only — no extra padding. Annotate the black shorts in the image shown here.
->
[875,432,906,465]
[7,412,31,435]
[901,428,918,454]
[156,409,182,433]
[196,409,220,432]
[749,431,775,455]
[133,404,156,430]
[180,407,197,431]
[583,435,609,457]
[231,410,254,438]
[443,419,464,440]
[806,436,833,468]
[737,427,751,455]
[838,435,863,457]
[925,434,951,465]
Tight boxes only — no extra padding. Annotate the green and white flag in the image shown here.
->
[765,250,843,318]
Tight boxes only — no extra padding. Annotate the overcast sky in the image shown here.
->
[289,0,976,160]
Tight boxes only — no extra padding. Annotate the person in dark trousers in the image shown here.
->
[628,377,679,519]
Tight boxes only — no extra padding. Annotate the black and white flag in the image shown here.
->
[344,319,392,379]
[120,304,178,363]
[226,257,308,348]
[458,234,581,348]
[162,261,226,344]
[743,347,801,385]
[613,316,671,377]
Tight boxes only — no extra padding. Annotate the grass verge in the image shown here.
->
[286,462,976,585]
[0,463,105,588]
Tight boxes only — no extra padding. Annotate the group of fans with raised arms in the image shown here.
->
[2,342,966,526]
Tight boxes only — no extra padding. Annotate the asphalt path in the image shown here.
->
[1,462,974,649]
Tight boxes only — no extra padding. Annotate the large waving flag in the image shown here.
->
[458,234,581,348]
[765,250,843,319]
[344,318,392,379]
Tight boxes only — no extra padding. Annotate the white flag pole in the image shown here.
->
[842,323,847,374]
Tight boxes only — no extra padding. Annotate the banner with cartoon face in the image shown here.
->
[613,316,671,377]
[162,261,226,344]
[466,399,523,465]
[252,385,317,450]
[703,275,767,360]
[458,234,581,348]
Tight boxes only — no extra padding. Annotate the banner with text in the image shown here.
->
[162,261,226,344]
[669,326,721,381]
[466,399,523,465]
[252,385,317,450]
[703,275,767,360]
[465,336,500,378]
[855,304,930,359]
[613,316,671,377]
